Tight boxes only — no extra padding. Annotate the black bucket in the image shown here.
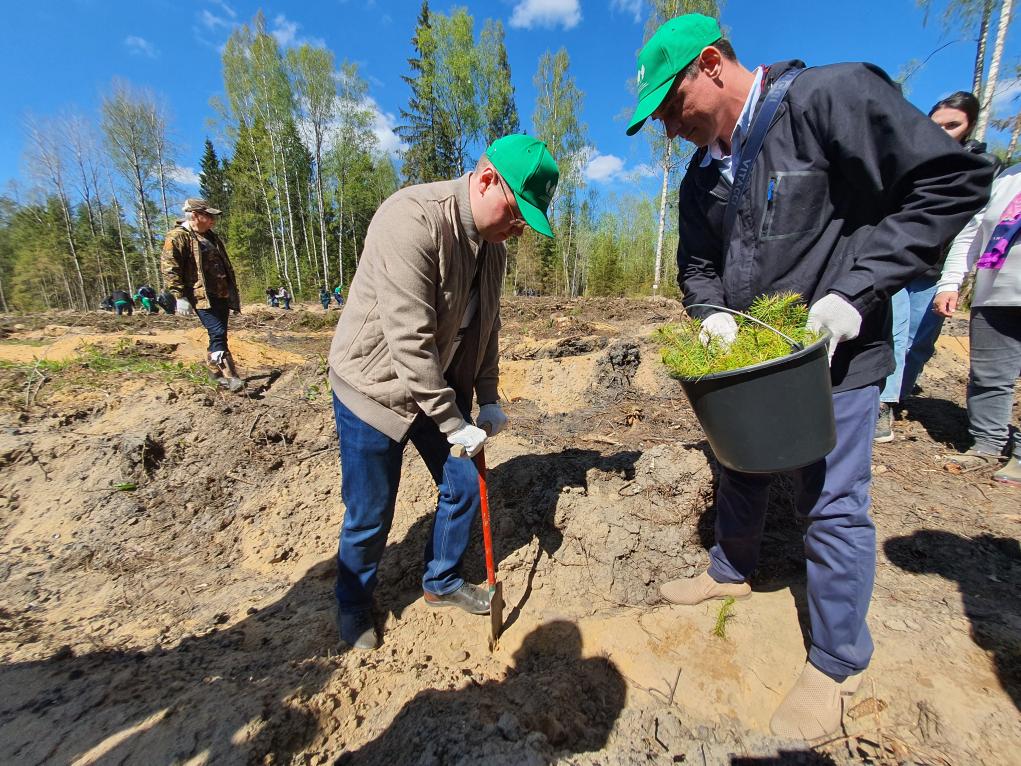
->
[679,329,836,474]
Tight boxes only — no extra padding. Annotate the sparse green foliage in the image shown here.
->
[712,596,736,639]
[657,292,819,379]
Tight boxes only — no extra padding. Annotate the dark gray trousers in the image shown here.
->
[968,306,1021,456]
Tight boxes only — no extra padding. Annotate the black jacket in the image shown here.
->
[677,60,994,392]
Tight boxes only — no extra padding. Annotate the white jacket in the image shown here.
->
[938,163,1021,307]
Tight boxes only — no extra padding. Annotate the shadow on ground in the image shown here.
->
[0,560,341,765]
[375,448,641,623]
[337,620,627,765]
[884,530,1021,711]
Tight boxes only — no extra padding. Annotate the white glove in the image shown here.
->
[176,298,194,316]
[698,312,739,350]
[807,293,862,363]
[476,403,508,436]
[447,422,487,458]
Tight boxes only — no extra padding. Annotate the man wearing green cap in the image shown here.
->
[628,14,992,740]
[326,134,559,650]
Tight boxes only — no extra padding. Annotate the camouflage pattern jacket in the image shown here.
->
[160,225,241,312]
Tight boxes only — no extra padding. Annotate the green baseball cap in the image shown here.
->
[485,134,559,238]
[626,13,722,136]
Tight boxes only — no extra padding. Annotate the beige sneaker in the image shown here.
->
[769,662,863,740]
[659,571,751,605]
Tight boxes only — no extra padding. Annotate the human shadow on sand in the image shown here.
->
[336,619,626,765]
[884,530,1021,711]
[371,448,641,629]
[0,560,342,765]
[898,396,969,451]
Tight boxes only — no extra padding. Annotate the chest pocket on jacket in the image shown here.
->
[759,170,828,241]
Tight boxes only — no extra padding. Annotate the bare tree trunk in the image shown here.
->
[57,191,88,310]
[313,144,330,290]
[976,0,1014,141]
[653,144,672,296]
[0,272,9,312]
[1008,111,1021,160]
[108,175,134,296]
[973,0,993,95]
[276,144,301,292]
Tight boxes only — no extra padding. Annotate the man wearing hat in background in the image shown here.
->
[161,198,244,392]
[328,134,558,650]
[627,14,991,739]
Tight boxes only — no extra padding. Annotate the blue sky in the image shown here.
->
[2,0,1020,201]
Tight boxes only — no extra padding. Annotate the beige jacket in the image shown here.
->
[328,175,505,441]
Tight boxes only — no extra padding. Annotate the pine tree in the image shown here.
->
[398,1,457,184]
[199,138,230,216]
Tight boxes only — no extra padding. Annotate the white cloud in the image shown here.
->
[169,165,200,187]
[610,0,643,23]
[583,147,658,183]
[209,0,236,19]
[509,0,582,30]
[199,9,232,30]
[271,13,325,49]
[124,35,158,58]
[366,97,406,158]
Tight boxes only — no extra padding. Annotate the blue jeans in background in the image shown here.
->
[333,393,481,614]
[196,296,230,354]
[708,385,879,678]
[881,275,945,404]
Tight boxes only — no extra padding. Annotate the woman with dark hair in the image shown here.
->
[876,91,1001,441]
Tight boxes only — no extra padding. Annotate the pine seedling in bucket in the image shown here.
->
[656,292,817,379]
[655,292,836,474]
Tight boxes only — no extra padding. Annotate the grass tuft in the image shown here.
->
[712,596,736,639]
[656,292,819,379]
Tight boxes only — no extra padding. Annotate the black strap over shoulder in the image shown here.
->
[721,68,805,249]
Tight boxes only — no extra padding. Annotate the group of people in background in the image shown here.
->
[873,89,1020,487]
[100,286,175,316]
[265,286,293,310]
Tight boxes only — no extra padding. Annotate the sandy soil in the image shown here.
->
[0,298,1017,766]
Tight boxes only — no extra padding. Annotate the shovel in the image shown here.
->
[450,440,503,650]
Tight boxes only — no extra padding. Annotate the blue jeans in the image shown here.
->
[333,393,481,613]
[881,275,945,403]
[196,297,230,354]
[708,385,879,678]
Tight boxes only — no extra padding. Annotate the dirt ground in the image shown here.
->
[0,298,1017,766]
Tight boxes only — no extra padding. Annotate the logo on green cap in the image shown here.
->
[626,13,722,136]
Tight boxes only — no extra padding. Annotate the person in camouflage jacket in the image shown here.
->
[161,198,244,391]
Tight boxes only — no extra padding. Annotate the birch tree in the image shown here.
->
[24,115,88,309]
[101,79,162,285]
[533,48,587,295]
[288,43,337,289]
[975,0,1014,140]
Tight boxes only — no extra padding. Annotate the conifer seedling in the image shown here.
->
[656,292,820,379]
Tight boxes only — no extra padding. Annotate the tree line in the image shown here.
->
[1,0,1016,312]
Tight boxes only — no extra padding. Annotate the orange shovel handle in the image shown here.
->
[474,448,497,589]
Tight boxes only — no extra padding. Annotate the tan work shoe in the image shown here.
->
[659,571,751,605]
[769,662,863,740]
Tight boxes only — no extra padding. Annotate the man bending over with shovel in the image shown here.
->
[327,135,559,650]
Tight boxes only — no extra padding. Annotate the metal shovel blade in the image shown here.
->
[489,581,504,650]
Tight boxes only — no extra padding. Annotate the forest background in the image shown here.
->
[1,0,1019,311]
